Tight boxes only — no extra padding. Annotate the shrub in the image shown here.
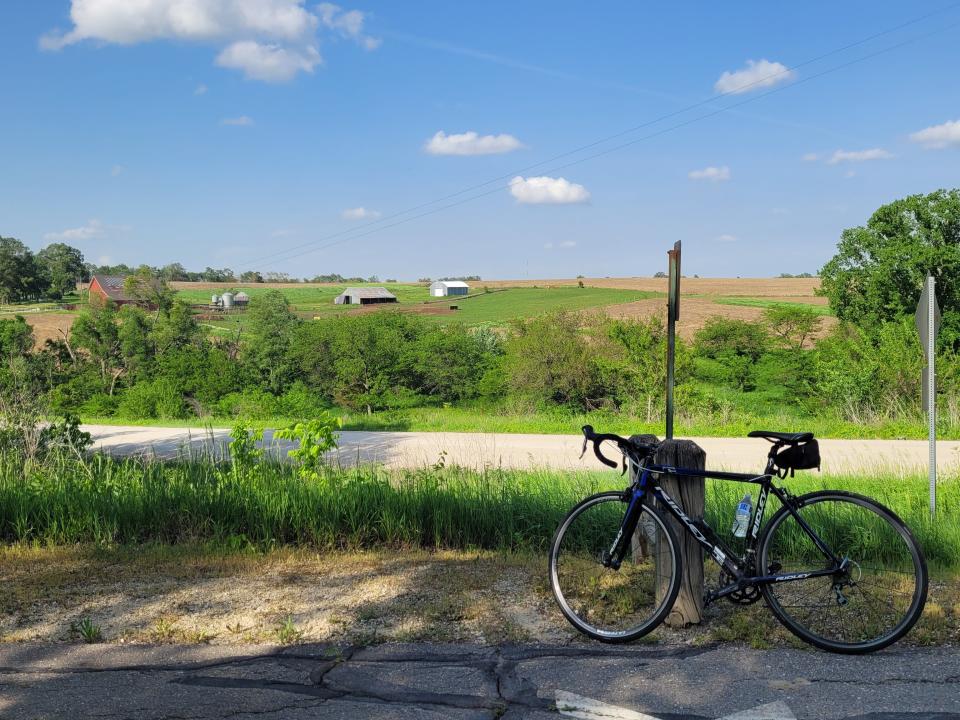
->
[115,379,188,420]
[215,389,283,419]
[274,415,342,480]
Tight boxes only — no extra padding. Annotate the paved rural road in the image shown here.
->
[84,424,960,474]
[0,642,957,719]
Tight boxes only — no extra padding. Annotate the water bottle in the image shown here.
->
[731,493,752,538]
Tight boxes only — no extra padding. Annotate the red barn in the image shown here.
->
[88,275,135,307]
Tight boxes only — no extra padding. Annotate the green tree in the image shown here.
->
[245,290,300,394]
[819,189,960,343]
[71,304,124,393]
[0,316,33,358]
[159,262,189,281]
[123,266,175,311]
[694,317,769,391]
[503,311,595,408]
[0,237,43,303]
[762,305,823,350]
[36,243,85,299]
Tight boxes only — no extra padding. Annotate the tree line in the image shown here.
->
[0,237,403,304]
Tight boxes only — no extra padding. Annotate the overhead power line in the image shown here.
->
[241,3,960,270]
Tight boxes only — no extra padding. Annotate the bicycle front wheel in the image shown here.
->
[549,492,681,643]
[758,491,927,653]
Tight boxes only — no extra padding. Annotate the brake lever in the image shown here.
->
[579,436,588,459]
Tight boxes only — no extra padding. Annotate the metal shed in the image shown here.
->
[334,287,398,305]
[430,280,470,297]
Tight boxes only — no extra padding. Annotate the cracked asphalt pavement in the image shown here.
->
[0,642,957,719]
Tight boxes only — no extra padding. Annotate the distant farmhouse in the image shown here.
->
[334,287,398,305]
[88,275,135,306]
[430,280,469,297]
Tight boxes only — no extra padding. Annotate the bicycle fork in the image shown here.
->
[601,489,645,570]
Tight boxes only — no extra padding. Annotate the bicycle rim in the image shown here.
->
[759,492,927,653]
[550,493,680,642]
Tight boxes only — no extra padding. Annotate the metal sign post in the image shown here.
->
[915,275,941,517]
[665,241,681,439]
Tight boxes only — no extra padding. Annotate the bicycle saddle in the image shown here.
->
[747,430,814,443]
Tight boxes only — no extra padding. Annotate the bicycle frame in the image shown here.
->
[606,453,846,603]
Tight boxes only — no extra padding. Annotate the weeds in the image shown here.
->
[71,617,102,643]
[274,615,304,645]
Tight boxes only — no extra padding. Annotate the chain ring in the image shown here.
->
[717,569,763,605]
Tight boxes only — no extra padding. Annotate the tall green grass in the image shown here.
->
[1,454,957,567]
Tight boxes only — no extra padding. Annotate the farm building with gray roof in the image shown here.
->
[334,287,398,305]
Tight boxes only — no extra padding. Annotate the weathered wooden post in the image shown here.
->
[655,241,705,627]
[653,439,705,627]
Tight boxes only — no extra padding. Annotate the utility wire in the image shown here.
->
[242,4,960,270]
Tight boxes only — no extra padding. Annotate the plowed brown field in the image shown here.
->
[479,276,822,296]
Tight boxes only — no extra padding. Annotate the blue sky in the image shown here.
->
[1,1,959,280]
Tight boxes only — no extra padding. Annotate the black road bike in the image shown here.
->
[549,426,928,653]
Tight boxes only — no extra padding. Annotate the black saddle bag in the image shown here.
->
[773,440,821,477]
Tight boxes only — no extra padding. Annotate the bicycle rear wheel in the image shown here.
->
[549,492,681,643]
[758,491,927,653]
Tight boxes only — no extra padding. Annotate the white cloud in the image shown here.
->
[97,255,112,265]
[44,219,106,242]
[194,83,208,95]
[40,0,317,49]
[317,2,380,50]
[827,148,893,164]
[41,0,373,82]
[688,165,730,182]
[425,131,524,156]
[715,234,737,243]
[221,115,254,126]
[509,176,590,205]
[110,164,124,177]
[714,59,794,95]
[216,41,320,82]
[801,153,819,162]
[560,240,576,248]
[342,206,381,220]
[909,119,960,149]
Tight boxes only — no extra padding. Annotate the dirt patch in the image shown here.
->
[16,312,76,349]
[0,547,564,647]
[604,297,836,340]
[2,546,955,649]
[341,303,456,318]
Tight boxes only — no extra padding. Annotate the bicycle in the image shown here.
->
[549,426,928,653]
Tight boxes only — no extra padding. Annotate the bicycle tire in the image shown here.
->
[757,490,928,654]
[549,491,682,643]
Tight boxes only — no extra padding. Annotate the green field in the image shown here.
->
[713,296,835,316]
[425,286,658,325]
[182,283,659,331]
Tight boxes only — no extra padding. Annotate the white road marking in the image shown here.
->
[717,701,796,720]
[555,690,662,719]
[555,691,797,720]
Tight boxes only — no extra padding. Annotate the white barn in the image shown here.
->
[430,280,469,297]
